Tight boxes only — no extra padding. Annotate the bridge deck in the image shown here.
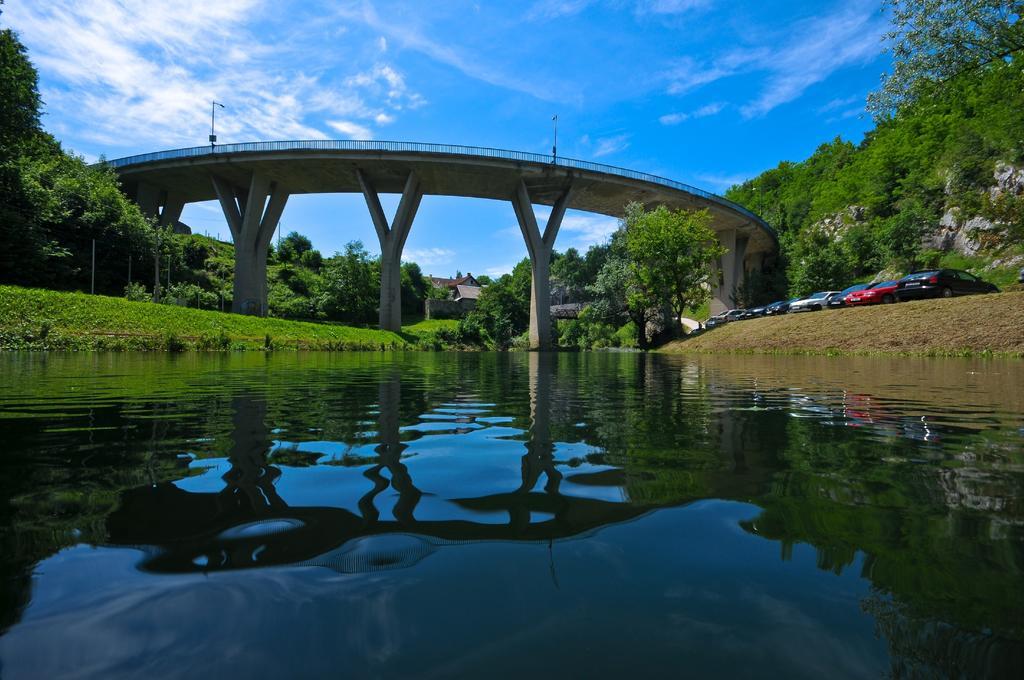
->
[108,140,776,252]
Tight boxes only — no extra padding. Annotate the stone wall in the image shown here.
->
[425,298,476,319]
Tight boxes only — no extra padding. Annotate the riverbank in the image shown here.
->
[0,286,459,351]
[661,291,1024,357]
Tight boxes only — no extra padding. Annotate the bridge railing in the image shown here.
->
[105,139,771,234]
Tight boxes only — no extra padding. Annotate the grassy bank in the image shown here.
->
[662,291,1024,357]
[0,286,428,351]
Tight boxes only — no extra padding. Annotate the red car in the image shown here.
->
[844,280,899,306]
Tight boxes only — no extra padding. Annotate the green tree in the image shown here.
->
[0,15,41,155]
[623,203,726,334]
[879,200,930,270]
[460,258,531,349]
[277,231,313,263]
[869,0,1024,115]
[786,229,853,296]
[316,241,378,322]
[587,243,660,349]
[400,261,429,316]
[551,247,587,301]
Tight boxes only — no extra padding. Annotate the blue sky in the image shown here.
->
[5,0,890,277]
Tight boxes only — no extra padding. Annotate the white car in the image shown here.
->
[789,291,842,312]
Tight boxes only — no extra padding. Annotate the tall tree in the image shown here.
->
[623,203,725,334]
[0,9,41,155]
[315,241,378,322]
[869,0,1024,115]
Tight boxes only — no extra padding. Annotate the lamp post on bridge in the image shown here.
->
[552,114,558,164]
[210,101,225,150]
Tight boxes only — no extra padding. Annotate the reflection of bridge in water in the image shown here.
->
[106,354,667,573]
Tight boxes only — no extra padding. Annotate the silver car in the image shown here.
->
[789,291,842,312]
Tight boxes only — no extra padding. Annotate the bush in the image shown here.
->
[123,281,149,302]
[163,331,185,352]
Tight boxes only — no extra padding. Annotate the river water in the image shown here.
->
[0,352,1021,678]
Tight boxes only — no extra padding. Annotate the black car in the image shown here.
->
[827,283,872,309]
[765,298,799,315]
[895,269,999,301]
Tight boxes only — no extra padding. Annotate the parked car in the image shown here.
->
[745,305,767,318]
[724,309,746,322]
[845,280,900,306]
[789,291,842,312]
[705,313,728,329]
[828,283,872,309]
[765,298,799,315]
[895,269,999,301]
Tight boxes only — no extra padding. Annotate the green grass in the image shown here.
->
[0,285,411,351]
[402,318,461,335]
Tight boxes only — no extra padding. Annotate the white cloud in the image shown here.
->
[692,172,754,192]
[327,120,373,139]
[403,247,456,266]
[817,95,861,113]
[664,49,767,95]
[4,1,421,151]
[662,1,885,117]
[636,0,714,15]
[337,2,579,104]
[659,101,725,125]
[592,134,630,158]
[526,0,596,20]
[484,263,518,277]
[531,208,619,249]
[739,5,885,118]
[559,214,619,248]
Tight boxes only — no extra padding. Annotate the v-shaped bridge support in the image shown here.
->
[511,179,573,350]
[212,173,289,316]
[358,170,423,332]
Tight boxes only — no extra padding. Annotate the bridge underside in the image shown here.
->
[115,147,776,346]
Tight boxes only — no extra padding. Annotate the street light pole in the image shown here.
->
[210,101,225,149]
[552,114,558,163]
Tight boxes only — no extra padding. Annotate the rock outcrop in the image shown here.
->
[923,162,1022,256]
[815,206,866,240]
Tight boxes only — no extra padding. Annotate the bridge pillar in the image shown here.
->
[212,173,288,316]
[511,180,573,350]
[710,228,737,315]
[134,182,185,228]
[709,230,754,314]
[357,170,423,332]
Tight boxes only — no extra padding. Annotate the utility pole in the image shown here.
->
[552,114,558,163]
[128,251,132,286]
[91,239,95,294]
[210,101,225,149]
[153,238,160,302]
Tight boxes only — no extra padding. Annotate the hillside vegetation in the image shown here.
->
[663,292,1024,357]
[725,59,1024,305]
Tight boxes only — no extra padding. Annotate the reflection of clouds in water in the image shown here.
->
[0,545,419,678]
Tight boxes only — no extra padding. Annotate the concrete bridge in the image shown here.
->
[107,140,777,348]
